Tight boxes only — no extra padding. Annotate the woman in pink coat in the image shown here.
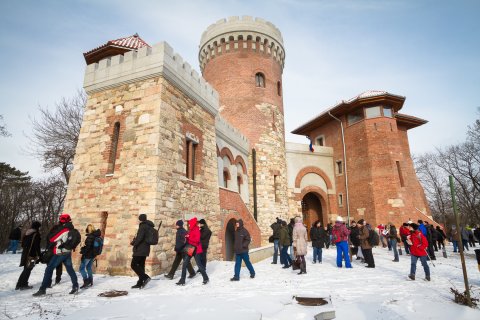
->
[293,216,308,274]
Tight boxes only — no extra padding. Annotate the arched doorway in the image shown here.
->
[225,219,236,261]
[301,192,323,240]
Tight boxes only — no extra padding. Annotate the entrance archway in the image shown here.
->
[301,192,323,240]
[225,219,236,261]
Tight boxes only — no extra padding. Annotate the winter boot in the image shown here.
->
[250,274,255,279]
[69,286,79,295]
[408,274,415,281]
[202,278,209,285]
[230,277,240,281]
[176,280,185,286]
[80,278,89,289]
[19,286,33,290]
[425,275,431,281]
[188,273,196,279]
[33,289,46,297]
[140,276,151,289]
[164,274,174,280]
[88,277,93,287]
[131,281,142,289]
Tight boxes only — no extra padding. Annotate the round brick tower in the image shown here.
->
[199,16,289,241]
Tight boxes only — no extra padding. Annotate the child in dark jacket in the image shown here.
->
[79,224,102,288]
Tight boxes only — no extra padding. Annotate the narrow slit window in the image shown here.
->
[336,160,343,175]
[237,175,242,194]
[277,81,282,96]
[107,122,120,174]
[338,194,343,207]
[186,140,198,180]
[274,175,280,202]
[255,72,265,88]
[396,161,405,187]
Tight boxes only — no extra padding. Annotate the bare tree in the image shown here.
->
[29,91,85,184]
[0,115,11,137]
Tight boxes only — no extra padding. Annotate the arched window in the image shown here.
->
[255,72,265,88]
[107,122,120,174]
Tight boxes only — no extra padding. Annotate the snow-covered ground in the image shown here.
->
[1,245,479,320]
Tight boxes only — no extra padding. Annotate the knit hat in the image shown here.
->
[59,214,71,224]
[139,214,147,222]
[336,216,344,222]
[357,219,365,225]
[198,219,206,225]
[176,220,184,227]
[31,221,41,230]
[410,223,419,230]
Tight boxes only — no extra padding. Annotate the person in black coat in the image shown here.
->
[16,221,41,290]
[164,220,195,280]
[425,223,436,260]
[429,225,439,251]
[130,214,154,289]
[7,226,22,254]
[231,219,255,281]
[79,224,101,288]
[288,218,295,260]
[349,221,360,258]
[310,221,327,263]
[198,219,212,272]
[436,226,446,249]
[270,218,281,264]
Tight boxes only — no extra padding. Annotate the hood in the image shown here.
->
[237,219,244,228]
[141,220,154,228]
[92,229,101,237]
[188,217,198,230]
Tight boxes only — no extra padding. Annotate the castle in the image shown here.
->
[64,16,434,275]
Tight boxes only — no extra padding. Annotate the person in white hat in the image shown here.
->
[332,216,352,268]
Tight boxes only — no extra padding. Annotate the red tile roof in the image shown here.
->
[83,33,150,64]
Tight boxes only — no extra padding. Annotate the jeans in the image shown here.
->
[167,251,195,277]
[410,255,430,277]
[389,239,399,261]
[40,254,78,290]
[453,240,458,252]
[462,240,469,251]
[181,254,208,282]
[8,240,19,254]
[336,241,352,268]
[79,258,93,280]
[272,239,279,263]
[234,252,255,279]
[131,256,148,285]
[281,246,292,267]
[313,247,323,263]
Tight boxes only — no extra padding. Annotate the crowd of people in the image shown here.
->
[4,212,480,297]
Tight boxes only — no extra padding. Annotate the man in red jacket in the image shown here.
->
[406,223,430,281]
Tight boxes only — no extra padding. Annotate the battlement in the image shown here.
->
[215,116,250,155]
[84,41,219,116]
[199,16,285,72]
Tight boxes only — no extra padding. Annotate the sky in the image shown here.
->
[0,0,479,178]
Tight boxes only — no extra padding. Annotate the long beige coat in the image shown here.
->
[293,223,308,256]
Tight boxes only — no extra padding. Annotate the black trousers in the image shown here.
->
[362,248,375,267]
[198,248,208,270]
[17,264,35,287]
[167,251,195,277]
[180,254,208,282]
[131,256,148,284]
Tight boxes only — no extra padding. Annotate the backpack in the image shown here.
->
[368,229,380,246]
[62,229,81,251]
[93,236,104,256]
[145,225,159,245]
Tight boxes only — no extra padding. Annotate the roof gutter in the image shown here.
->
[328,111,351,225]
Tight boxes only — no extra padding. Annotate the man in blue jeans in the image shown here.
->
[33,214,79,296]
[270,218,281,264]
[7,226,22,254]
[231,219,255,281]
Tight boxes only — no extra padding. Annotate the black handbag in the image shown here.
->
[40,249,54,264]
[268,235,274,243]
[292,257,301,270]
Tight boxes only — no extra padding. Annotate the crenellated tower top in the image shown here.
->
[199,16,285,72]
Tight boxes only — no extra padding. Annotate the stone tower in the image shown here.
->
[199,16,289,241]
